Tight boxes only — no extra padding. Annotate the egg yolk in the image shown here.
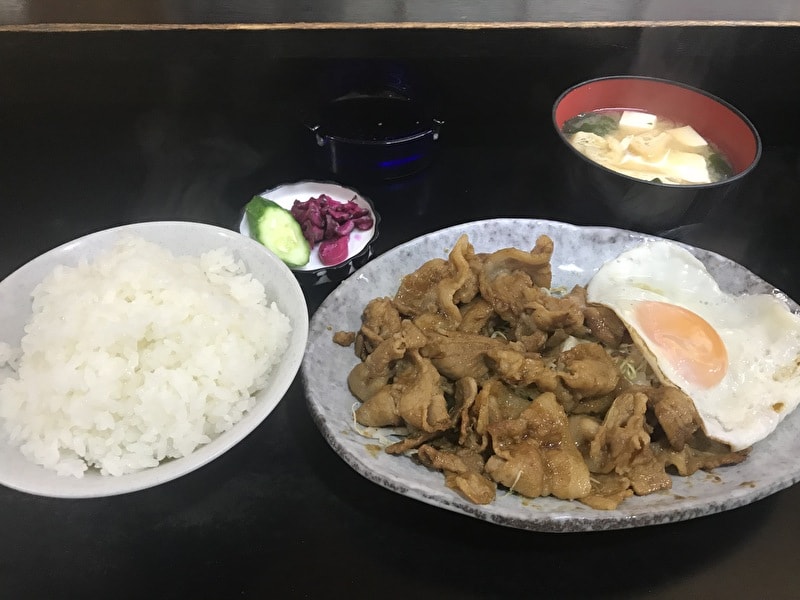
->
[634,300,728,388]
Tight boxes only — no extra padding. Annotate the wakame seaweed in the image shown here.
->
[562,113,617,136]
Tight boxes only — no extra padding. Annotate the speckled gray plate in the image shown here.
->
[303,218,800,532]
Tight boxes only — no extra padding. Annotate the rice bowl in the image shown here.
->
[0,221,308,498]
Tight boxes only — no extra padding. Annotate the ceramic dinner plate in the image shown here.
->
[303,218,800,532]
[0,222,309,498]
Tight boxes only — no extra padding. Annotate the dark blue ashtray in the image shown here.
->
[308,95,442,180]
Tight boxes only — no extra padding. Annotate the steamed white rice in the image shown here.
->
[0,235,292,478]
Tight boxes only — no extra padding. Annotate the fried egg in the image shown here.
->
[586,240,800,450]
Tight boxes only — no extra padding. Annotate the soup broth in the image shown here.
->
[562,110,733,185]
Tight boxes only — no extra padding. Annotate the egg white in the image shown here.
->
[586,240,800,450]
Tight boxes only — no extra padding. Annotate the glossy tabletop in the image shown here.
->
[1,26,799,599]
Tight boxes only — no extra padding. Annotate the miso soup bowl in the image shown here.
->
[552,76,761,233]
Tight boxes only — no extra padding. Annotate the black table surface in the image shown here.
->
[2,31,800,599]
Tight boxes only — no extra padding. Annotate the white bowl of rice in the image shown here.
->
[0,221,308,498]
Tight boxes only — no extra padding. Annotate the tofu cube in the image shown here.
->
[664,150,711,183]
[618,110,657,133]
[667,125,708,148]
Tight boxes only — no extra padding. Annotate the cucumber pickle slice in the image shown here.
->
[245,196,311,267]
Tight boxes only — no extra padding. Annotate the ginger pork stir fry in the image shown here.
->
[335,235,748,509]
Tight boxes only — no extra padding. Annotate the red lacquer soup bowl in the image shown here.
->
[552,76,761,233]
